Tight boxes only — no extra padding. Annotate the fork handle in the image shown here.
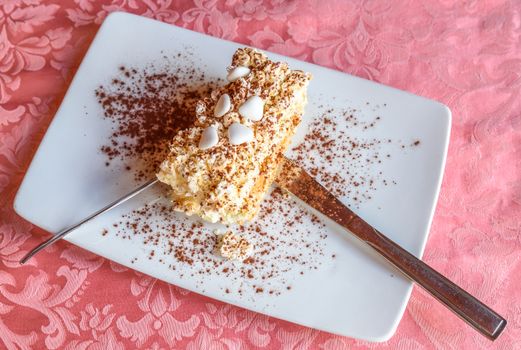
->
[20,179,159,264]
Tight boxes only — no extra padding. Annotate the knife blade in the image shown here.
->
[276,157,506,340]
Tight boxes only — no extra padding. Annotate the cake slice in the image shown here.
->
[157,48,311,224]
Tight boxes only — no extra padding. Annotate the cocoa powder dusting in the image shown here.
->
[96,56,420,298]
[96,55,220,181]
[290,102,419,206]
[109,188,328,296]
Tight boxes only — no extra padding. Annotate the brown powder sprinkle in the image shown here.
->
[106,187,329,296]
[96,54,221,181]
[289,102,417,207]
[95,54,421,297]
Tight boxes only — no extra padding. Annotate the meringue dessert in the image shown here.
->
[157,47,311,224]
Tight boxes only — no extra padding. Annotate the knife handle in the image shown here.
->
[347,215,507,340]
[278,157,506,340]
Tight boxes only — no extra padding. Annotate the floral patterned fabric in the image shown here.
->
[1,1,520,349]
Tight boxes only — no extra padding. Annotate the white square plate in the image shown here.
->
[14,12,450,341]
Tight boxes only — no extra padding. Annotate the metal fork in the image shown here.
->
[19,178,159,264]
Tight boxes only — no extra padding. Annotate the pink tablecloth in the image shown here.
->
[1,1,520,349]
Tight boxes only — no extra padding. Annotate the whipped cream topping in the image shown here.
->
[157,47,311,224]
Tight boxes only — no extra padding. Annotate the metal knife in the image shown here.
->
[275,157,506,341]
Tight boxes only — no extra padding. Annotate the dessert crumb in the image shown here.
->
[216,230,253,261]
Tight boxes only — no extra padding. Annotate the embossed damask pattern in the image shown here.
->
[0,1,520,349]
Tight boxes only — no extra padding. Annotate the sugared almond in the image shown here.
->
[214,94,231,118]
[199,125,219,149]
[227,66,250,82]
[238,95,264,121]
[228,122,253,145]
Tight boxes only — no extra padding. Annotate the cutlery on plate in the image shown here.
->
[275,157,506,340]
[19,157,506,340]
[19,178,158,264]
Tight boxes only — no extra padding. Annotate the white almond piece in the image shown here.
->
[214,94,231,118]
[238,95,264,121]
[228,122,253,145]
[199,125,219,150]
[227,66,250,82]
